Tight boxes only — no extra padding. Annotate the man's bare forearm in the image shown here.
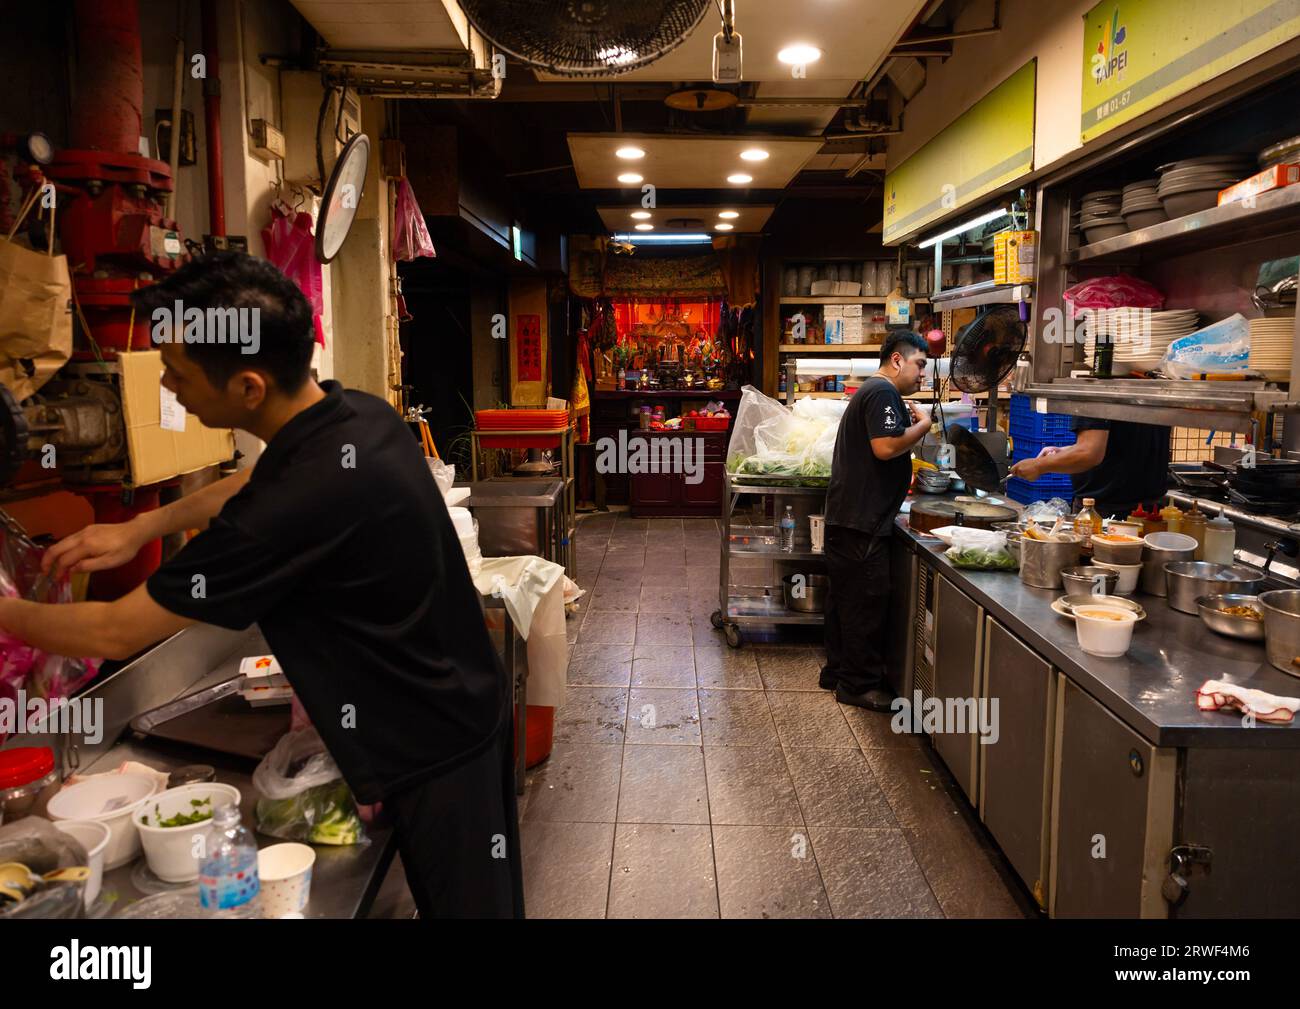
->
[135,468,252,539]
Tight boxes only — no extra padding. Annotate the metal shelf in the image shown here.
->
[1064,183,1300,266]
[781,296,932,306]
[930,281,1033,311]
[726,541,828,561]
[726,596,825,625]
[1019,377,1293,433]
[779,343,881,353]
[727,480,829,495]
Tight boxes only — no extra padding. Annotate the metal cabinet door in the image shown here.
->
[1049,675,1176,918]
[886,539,917,699]
[978,617,1055,909]
[932,576,983,802]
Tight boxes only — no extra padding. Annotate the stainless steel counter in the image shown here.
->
[895,517,1300,748]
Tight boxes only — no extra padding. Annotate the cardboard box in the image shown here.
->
[119,350,236,487]
[840,318,865,342]
[839,303,864,318]
[1218,164,1300,206]
[993,230,1037,285]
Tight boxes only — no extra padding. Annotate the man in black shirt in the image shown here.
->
[1009,415,1171,518]
[2,252,522,918]
[822,331,932,710]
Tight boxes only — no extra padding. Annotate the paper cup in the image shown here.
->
[258,843,316,917]
[809,515,825,553]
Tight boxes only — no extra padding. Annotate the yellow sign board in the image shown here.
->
[1082,0,1300,142]
[883,61,1036,245]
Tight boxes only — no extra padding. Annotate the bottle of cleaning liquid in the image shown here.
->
[1204,511,1236,566]
[198,805,261,918]
[780,506,796,553]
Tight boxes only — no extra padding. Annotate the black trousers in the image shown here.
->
[387,718,525,919]
[822,524,893,695]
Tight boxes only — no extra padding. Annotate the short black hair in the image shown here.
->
[880,330,928,364]
[131,250,314,392]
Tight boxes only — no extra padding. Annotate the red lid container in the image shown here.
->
[0,746,56,790]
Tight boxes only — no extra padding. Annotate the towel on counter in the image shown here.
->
[1196,679,1300,724]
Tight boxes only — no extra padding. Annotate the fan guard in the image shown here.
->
[460,0,712,78]
[949,306,1026,394]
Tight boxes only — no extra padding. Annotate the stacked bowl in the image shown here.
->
[1247,315,1297,381]
[1120,179,1166,230]
[1258,134,1300,170]
[1077,189,1127,243]
[1156,154,1255,217]
[1082,308,1199,373]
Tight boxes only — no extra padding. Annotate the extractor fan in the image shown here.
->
[459,0,712,78]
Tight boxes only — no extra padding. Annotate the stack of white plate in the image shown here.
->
[1082,308,1200,371]
[1248,316,1296,381]
[1156,154,1255,217]
[1077,189,1127,243]
[1120,179,1166,229]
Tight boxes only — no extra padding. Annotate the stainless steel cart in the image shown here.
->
[712,471,829,648]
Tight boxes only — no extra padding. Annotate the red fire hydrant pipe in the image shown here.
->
[201,0,225,236]
[70,0,144,153]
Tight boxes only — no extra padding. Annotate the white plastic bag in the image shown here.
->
[427,457,456,495]
[726,384,843,480]
[1163,314,1250,378]
[253,729,369,845]
[945,527,1017,570]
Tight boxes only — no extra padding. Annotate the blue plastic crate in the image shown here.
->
[1011,431,1076,462]
[1007,475,1075,505]
[1009,394,1075,443]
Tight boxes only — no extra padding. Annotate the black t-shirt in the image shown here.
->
[825,376,913,535]
[1070,415,1171,515]
[147,382,505,803]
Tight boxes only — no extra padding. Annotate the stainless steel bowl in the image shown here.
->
[1195,594,1265,641]
[782,573,827,613]
[1165,561,1266,615]
[1259,589,1300,675]
[1060,565,1120,596]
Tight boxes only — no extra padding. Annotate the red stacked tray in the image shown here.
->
[475,409,569,448]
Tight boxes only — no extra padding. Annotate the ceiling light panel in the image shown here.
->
[569,134,822,190]
[597,204,775,234]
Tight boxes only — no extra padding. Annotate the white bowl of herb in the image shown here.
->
[135,782,241,882]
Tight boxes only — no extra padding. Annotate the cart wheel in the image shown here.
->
[710,609,724,630]
[725,625,742,649]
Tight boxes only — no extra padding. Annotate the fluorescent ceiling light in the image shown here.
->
[715,223,734,231]
[739,148,769,162]
[614,233,712,244]
[717,210,739,219]
[727,173,753,184]
[777,44,821,65]
[917,207,1010,248]
[617,172,643,184]
[616,146,645,160]
[630,210,652,220]
[634,223,654,231]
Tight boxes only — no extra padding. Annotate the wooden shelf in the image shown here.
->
[779,343,881,353]
[789,391,846,399]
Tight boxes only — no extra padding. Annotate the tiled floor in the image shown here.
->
[519,511,1038,919]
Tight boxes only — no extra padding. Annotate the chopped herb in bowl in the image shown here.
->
[147,796,215,828]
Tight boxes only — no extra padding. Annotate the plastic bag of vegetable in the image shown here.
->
[945,527,1018,571]
[726,384,842,480]
[253,729,369,846]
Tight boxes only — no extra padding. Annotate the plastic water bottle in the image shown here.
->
[198,804,261,918]
[780,506,796,553]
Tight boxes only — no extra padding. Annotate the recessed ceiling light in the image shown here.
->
[634,223,654,231]
[727,173,753,184]
[615,146,645,160]
[630,210,652,220]
[740,148,769,162]
[617,172,643,184]
[718,210,739,219]
[777,44,822,65]
[715,222,734,231]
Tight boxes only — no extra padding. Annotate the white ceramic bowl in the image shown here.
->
[1074,604,1139,656]
[1092,559,1143,594]
[258,842,316,917]
[53,819,111,908]
[46,772,161,870]
[135,782,241,883]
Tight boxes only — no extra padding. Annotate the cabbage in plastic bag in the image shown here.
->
[252,729,368,846]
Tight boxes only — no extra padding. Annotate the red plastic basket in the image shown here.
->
[694,415,731,431]
[475,409,568,430]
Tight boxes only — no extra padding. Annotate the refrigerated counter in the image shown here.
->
[888,515,1300,918]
